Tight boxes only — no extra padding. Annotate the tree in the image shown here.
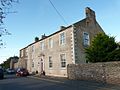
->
[85,33,118,63]
[105,48,120,61]
[0,0,19,48]
[0,56,19,69]
[0,0,19,24]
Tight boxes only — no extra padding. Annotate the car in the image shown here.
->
[0,68,4,79]
[16,68,29,77]
[6,68,15,74]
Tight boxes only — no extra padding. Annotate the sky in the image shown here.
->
[0,0,120,64]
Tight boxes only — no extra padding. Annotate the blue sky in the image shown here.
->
[0,0,120,64]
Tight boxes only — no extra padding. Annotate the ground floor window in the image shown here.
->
[60,54,66,68]
[32,62,34,67]
[49,56,53,68]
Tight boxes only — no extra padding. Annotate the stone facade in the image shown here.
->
[26,26,74,77]
[67,61,120,84]
[14,62,18,69]
[73,15,104,63]
[10,58,18,69]
[18,7,104,77]
[17,48,28,69]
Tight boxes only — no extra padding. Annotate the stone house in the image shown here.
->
[17,47,28,69]
[18,7,104,77]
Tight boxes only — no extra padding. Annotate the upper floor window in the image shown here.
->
[60,54,66,68]
[20,50,23,57]
[40,42,44,50]
[25,49,28,57]
[49,38,53,48]
[83,32,90,46]
[32,45,34,52]
[60,32,65,45]
[49,56,53,68]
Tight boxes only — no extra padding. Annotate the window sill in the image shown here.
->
[60,67,67,70]
[49,68,53,70]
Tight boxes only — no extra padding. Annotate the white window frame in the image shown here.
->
[40,41,45,50]
[59,32,66,45]
[32,61,34,67]
[49,56,53,68]
[31,45,34,52]
[60,54,66,68]
[25,48,28,57]
[83,32,90,46]
[49,38,53,48]
[21,50,23,57]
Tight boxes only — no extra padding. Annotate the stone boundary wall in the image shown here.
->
[67,61,120,84]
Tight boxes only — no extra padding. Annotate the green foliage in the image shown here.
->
[0,56,19,69]
[85,33,119,63]
[3,59,11,69]
[105,49,120,61]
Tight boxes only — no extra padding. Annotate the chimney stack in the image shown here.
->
[41,34,47,39]
[85,7,96,19]
[35,37,39,42]
[60,26,66,30]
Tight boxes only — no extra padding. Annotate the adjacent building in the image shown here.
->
[17,47,28,69]
[9,56,19,69]
[18,7,104,77]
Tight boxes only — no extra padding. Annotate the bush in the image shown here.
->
[105,49,120,61]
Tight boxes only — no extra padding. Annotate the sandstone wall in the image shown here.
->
[67,61,120,84]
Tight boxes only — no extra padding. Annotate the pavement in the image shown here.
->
[28,74,120,90]
[28,74,67,84]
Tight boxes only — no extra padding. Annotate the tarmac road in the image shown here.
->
[0,74,120,90]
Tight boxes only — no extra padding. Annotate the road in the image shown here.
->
[0,74,120,90]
